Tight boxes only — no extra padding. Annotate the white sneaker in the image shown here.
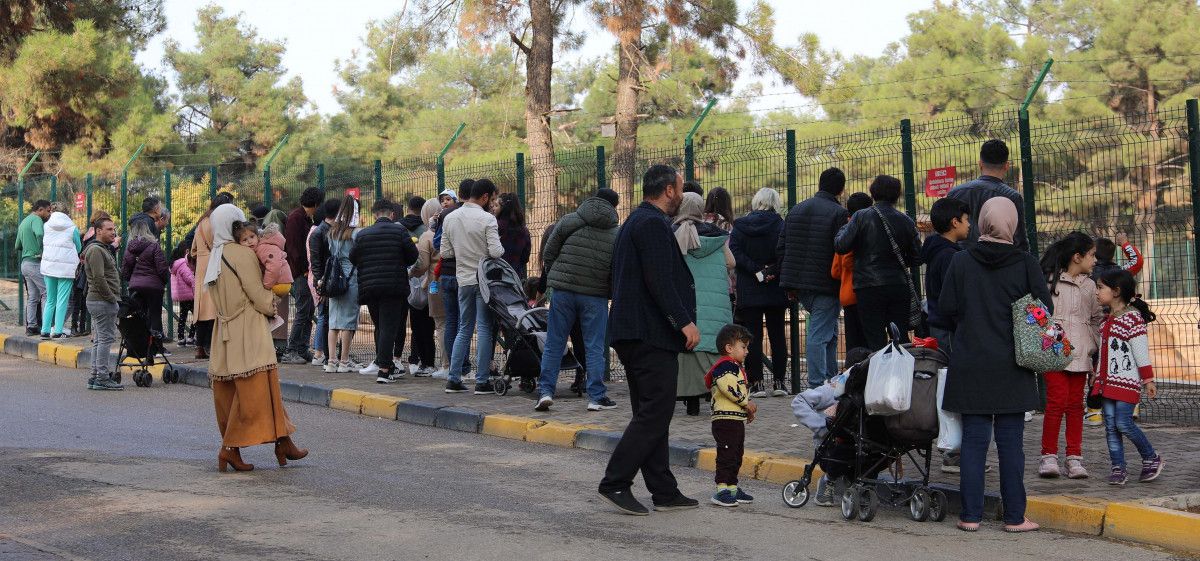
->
[535,396,553,412]
[345,359,365,370]
[375,375,394,384]
[750,390,769,399]
[414,367,435,378]
[336,362,351,373]
[62,327,73,337]
[771,388,789,397]
[311,354,326,366]
[323,361,339,373]
[407,362,419,375]
[432,368,449,380]
[359,362,380,376]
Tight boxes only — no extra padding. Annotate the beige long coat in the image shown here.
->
[207,244,278,381]
[191,218,216,322]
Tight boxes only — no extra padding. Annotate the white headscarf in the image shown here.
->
[672,192,705,254]
[202,204,246,286]
[349,199,360,228]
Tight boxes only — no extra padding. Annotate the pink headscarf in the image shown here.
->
[978,197,1017,245]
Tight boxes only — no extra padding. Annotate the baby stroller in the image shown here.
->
[116,297,180,387]
[781,324,949,523]
[477,257,579,396]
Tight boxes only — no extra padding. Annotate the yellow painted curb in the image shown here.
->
[361,393,407,418]
[54,344,83,368]
[526,422,602,447]
[118,358,165,380]
[758,457,823,485]
[0,333,10,349]
[695,448,779,479]
[329,389,370,413]
[481,414,546,441]
[1105,501,1200,554]
[1025,495,1107,535]
[37,342,59,364]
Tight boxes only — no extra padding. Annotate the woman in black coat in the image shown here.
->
[729,188,789,397]
[939,197,1050,533]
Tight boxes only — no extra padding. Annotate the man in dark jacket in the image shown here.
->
[730,189,789,396]
[400,196,427,238]
[945,139,1028,252]
[309,197,340,365]
[921,197,970,351]
[128,196,164,238]
[777,167,849,390]
[534,188,620,413]
[349,198,419,382]
[281,187,322,364]
[598,164,700,516]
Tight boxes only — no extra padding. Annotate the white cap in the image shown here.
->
[438,189,458,201]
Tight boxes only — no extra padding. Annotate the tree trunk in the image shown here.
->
[522,0,558,265]
[611,0,645,217]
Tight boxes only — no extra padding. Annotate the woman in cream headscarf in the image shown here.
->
[672,192,736,415]
[205,204,307,472]
[939,196,1050,533]
[411,198,448,375]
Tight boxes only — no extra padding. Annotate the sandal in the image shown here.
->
[1003,518,1040,533]
[956,521,980,532]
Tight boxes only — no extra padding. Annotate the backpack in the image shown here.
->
[321,256,354,298]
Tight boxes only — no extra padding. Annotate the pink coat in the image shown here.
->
[170,257,196,302]
[256,231,295,289]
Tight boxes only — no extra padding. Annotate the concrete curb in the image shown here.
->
[9,334,1200,553]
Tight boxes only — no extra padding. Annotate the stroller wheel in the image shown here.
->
[909,488,931,522]
[781,480,809,508]
[518,379,535,393]
[134,370,151,388]
[928,490,948,522]
[840,486,860,521]
[162,367,174,384]
[858,487,879,522]
[494,378,509,396]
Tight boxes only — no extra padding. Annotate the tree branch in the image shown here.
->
[509,30,531,55]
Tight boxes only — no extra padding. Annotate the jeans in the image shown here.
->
[288,276,315,356]
[712,419,745,486]
[739,306,787,389]
[599,341,681,503]
[43,276,75,336]
[960,413,1026,525]
[448,282,495,385]
[86,300,118,377]
[313,299,329,355]
[440,275,461,371]
[856,284,912,350]
[537,290,609,402]
[1102,398,1156,468]
[1041,370,1086,456]
[21,260,45,329]
[366,297,406,371]
[798,292,840,389]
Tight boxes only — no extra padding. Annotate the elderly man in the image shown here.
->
[129,196,165,238]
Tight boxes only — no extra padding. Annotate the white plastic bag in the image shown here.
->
[936,367,962,451]
[864,342,915,416]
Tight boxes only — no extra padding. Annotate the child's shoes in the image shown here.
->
[1139,455,1164,482]
[734,488,754,504]
[711,488,738,507]
[1108,465,1127,486]
[1064,456,1089,479]
[1038,454,1060,478]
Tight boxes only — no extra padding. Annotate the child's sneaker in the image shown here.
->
[1038,454,1061,478]
[1083,409,1104,427]
[734,488,754,504]
[710,489,738,507]
[1108,465,1127,486]
[814,476,835,507]
[1139,455,1164,482]
[1065,456,1089,479]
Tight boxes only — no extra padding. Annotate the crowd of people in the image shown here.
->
[13,138,1163,525]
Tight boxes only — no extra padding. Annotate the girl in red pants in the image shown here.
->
[1038,232,1103,479]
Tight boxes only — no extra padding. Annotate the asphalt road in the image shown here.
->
[0,355,1186,561]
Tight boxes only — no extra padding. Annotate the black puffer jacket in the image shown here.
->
[945,175,1028,252]
[777,191,848,294]
[834,203,920,290]
[308,221,332,281]
[544,197,618,297]
[730,210,787,309]
[348,217,418,301]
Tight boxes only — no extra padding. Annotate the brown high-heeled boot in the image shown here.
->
[195,347,209,360]
[218,447,254,472]
[274,436,309,466]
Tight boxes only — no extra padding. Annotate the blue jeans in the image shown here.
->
[537,290,609,402]
[1102,399,1156,468]
[440,275,460,370]
[313,300,328,355]
[960,413,1026,525]
[448,282,495,385]
[799,292,840,389]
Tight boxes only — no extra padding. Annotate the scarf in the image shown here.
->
[673,192,705,254]
[202,204,246,286]
[978,196,1017,244]
[349,199,360,228]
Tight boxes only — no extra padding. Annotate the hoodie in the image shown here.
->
[400,214,426,238]
[121,236,169,291]
[920,234,962,330]
[729,209,787,309]
[542,197,619,297]
[39,212,81,279]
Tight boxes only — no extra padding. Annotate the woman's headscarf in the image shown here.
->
[673,192,705,254]
[421,198,441,226]
[978,196,1018,245]
[202,204,246,286]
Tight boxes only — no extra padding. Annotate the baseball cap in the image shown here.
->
[438,189,458,201]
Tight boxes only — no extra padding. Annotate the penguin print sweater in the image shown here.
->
[1096,310,1154,404]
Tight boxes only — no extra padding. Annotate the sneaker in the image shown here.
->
[61,327,73,337]
[387,369,406,381]
[654,494,699,511]
[323,361,340,374]
[89,376,123,391]
[1084,409,1104,427]
[1038,454,1061,478]
[51,333,64,339]
[749,382,768,399]
[1024,411,1034,422]
[474,381,496,395]
[86,375,101,390]
[177,338,189,347]
[279,351,308,365]
[711,489,738,507]
[156,351,172,358]
[311,354,327,366]
[535,395,553,412]
[406,362,419,375]
[588,397,618,411]
[814,476,835,507]
[1065,456,1089,479]
[1139,455,1164,482]
[445,380,469,393]
[941,452,961,474]
[734,488,754,504]
[359,362,380,376]
[414,366,435,377]
[345,359,366,370]
[25,327,38,336]
[598,489,648,516]
[1108,465,1128,486]
[432,368,449,380]
[40,333,50,340]
[771,388,789,397]
[375,375,394,384]
[336,362,351,373]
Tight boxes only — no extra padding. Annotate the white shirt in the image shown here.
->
[441,202,503,286]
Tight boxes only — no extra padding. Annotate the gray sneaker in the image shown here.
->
[89,375,124,391]
[279,351,308,365]
[814,476,835,507]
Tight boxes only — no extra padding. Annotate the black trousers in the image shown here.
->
[739,306,787,388]
[408,303,436,368]
[177,301,195,339]
[367,297,407,371]
[195,319,214,350]
[600,341,681,503]
[712,419,745,486]
[843,303,867,352]
[855,285,911,350]
[390,298,410,360]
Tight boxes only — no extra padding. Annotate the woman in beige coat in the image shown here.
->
[190,195,231,359]
[205,204,307,472]
[411,198,448,376]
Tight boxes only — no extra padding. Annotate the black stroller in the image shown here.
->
[781,324,949,523]
[116,297,180,387]
[477,257,579,396]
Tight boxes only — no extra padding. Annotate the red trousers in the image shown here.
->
[1040,370,1087,456]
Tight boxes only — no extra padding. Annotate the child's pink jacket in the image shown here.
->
[255,231,295,289]
[170,257,195,301]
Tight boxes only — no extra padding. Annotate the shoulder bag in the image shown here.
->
[871,206,922,330]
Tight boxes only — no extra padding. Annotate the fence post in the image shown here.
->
[596,146,606,192]
[316,163,325,194]
[785,130,801,388]
[1186,99,1200,299]
[262,134,290,210]
[684,98,716,183]
[436,123,467,196]
[16,151,41,326]
[515,153,526,208]
[900,119,922,300]
[49,176,56,202]
[119,143,146,259]
[208,165,218,201]
[164,168,174,339]
[86,173,93,220]
[1018,111,1039,257]
[373,159,382,200]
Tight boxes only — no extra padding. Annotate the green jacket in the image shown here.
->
[685,234,733,354]
[15,213,44,263]
[83,241,120,303]
[543,197,619,298]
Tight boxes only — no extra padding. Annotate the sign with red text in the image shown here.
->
[74,192,86,212]
[925,166,957,198]
[345,187,360,200]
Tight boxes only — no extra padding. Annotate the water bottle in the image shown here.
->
[429,279,439,295]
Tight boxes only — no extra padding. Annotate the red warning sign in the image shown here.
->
[74,192,86,212]
[925,166,957,198]
[345,187,360,200]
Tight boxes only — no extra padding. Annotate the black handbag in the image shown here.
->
[872,206,923,330]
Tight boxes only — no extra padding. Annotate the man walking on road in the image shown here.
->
[534,188,620,413]
[946,139,1028,252]
[82,217,122,391]
[281,187,322,364]
[16,199,51,335]
[442,179,504,394]
[598,164,700,516]
[777,167,849,390]
[350,199,419,383]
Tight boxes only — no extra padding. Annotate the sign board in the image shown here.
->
[74,192,86,212]
[925,166,957,198]
[345,187,360,200]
